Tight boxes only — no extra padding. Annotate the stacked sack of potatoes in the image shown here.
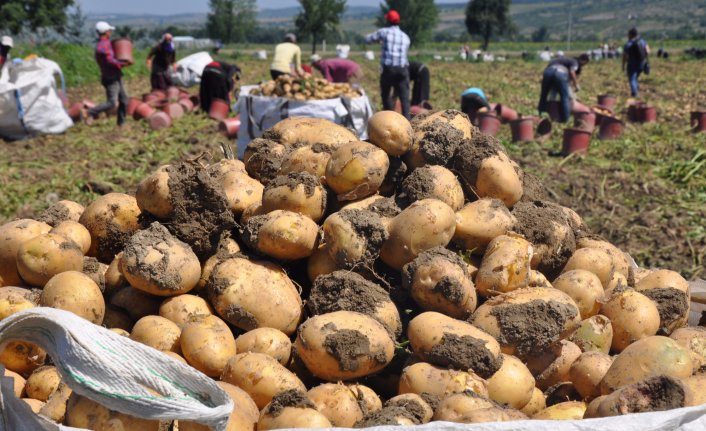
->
[0,110,702,430]
[250,75,362,101]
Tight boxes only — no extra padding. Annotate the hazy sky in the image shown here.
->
[78,0,462,14]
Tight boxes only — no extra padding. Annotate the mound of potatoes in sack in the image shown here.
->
[249,75,362,101]
[0,110,703,430]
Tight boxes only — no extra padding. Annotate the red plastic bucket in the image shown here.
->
[133,102,156,120]
[510,117,535,142]
[546,101,562,122]
[209,98,230,121]
[597,94,617,111]
[571,101,591,114]
[149,111,172,130]
[494,104,519,123]
[126,97,142,117]
[573,111,596,132]
[691,111,706,132]
[536,118,552,139]
[163,102,185,120]
[627,102,644,123]
[166,86,181,101]
[68,102,84,123]
[477,112,502,136]
[112,38,134,64]
[640,105,657,123]
[178,97,194,113]
[562,128,592,156]
[219,116,242,139]
[598,116,625,140]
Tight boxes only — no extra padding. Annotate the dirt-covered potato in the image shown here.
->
[235,327,292,366]
[279,144,334,179]
[575,235,631,279]
[600,335,693,394]
[0,219,52,286]
[307,383,367,427]
[322,209,388,269]
[65,394,160,430]
[180,382,259,431]
[243,138,288,185]
[486,354,535,409]
[158,294,213,328]
[600,288,660,352]
[208,257,302,334]
[402,247,477,318]
[683,374,706,406]
[207,158,246,178]
[129,315,182,354]
[37,200,85,226]
[380,198,456,270]
[569,315,614,354]
[552,270,604,319]
[194,236,241,294]
[368,110,414,156]
[40,271,105,324]
[79,193,141,263]
[569,351,613,400]
[262,172,327,222]
[398,362,489,398]
[180,314,236,377]
[258,389,332,430]
[325,141,390,201]
[355,406,419,427]
[532,401,587,420]
[49,221,91,255]
[25,366,61,402]
[399,165,464,210]
[408,312,502,378]
[308,271,401,337]
[474,234,533,298]
[307,243,342,283]
[104,252,127,296]
[407,109,472,168]
[82,257,107,293]
[520,388,546,416]
[4,368,26,397]
[135,165,172,219]
[295,311,395,381]
[562,247,616,290]
[109,286,161,322]
[453,199,516,254]
[671,327,706,369]
[634,269,690,335]
[525,340,582,390]
[242,210,319,260]
[221,352,306,409]
[471,287,581,358]
[0,341,46,375]
[262,116,357,147]
[385,394,434,424]
[16,233,84,287]
[433,391,526,424]
[0,286,38,320]
[219,170,265,215]
[597,376,690,417]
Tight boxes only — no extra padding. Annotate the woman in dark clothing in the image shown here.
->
[199,61,241,113]
[146,33,176,91]
[408,61,430,106]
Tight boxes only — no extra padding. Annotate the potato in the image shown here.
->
[4,368,26,397]
[110,328,130,337]
[120,223,201,297]
[82,257,107,293]
[25,366,61,402]
[180,381,259,431]
[159,294,213,328]
[385,394,434,423]
[356,406,418,426]
[194,236,242,294]
[79,193,141,263]
[348,383,382,412]
[49,221,91,255]
[453,199,516,254]
[295,311,395,381]
[307,243,341,283]
[262,117,357,147]
[575,235,630,279]
[368,110,414,156]
[135,166,173,219]
[487,354,535,409]
[66,394,160,430]
[39,381,72,423]
[16,233,84,287]
[532,401,587,420]
[407,109,471,168]
[0,286,37,320]
[562,247,616,289]
[597,375,690,417]
[671,326,706,369]
[398,362,489,398]
[23,398,45,413]
[239,201,266,225]
[308,271,401,337]
[40,271,104,324]
[0,219,52,286]
[432,391,500,423]
[37,200,85,226]
[308,383,366,427]
[600,335,693,394]
[526,340,582,390]
[221,352,306,409]
[109,286,161,321]
[635,269,690,334]
[279,144,334,179]
[683,374,706,406]
[243,138,288,185]
[569,315,614,354]
[220,170,265,215]
[570,351,614,400]
[0,341,46,375]
[402,246,477,318]
[322,209,388,268]
[472,287,581,358]
[235,327,292,365]
[241,210,319,260]
[552,270,604,319]
[380,199,456,270]
[180,314,236,377]
[104,252,127,296]
[325,141,389,201]
[129,315,182,354]
[520,388,546,416]
[584,395,608,418]
[600,288,660,352]
[474,234,533,298]
[262,172,327,222]
[258,389,333,430]
[208,257,302,334]
[399,165,464,210]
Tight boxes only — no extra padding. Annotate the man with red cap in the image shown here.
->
[365,9,411,118]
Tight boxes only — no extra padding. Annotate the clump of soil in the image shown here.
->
[323,327,376,372]
[419,393,441,411]
[36,203,71,227]
[165,161,236,260]
[121,222,184,292]
[379,157,407,197]
[239,214,267,253]
[266,171,321,198]
[221,303,259,331]
[354,406,420,428]
[243,138,288,185]
[402,247,471,306]
[330,209,389,267]
[416,122,464,165]
[308,271,399,337]
[450,133,505,192]
[520,172,549,203]
[263,389,315,418]
[608,376,687,414]
[82,257,106,292]
[486,299,578,357]
[425,333,502,378]
[397,166,439,208]
[641,288,689,334]
[511,200,576,279]
[364,197,401,218]
[385,397,431,423]
[545,382,582,406]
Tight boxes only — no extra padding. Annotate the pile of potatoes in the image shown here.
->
[0,110,703,430]
[250,75,362,101]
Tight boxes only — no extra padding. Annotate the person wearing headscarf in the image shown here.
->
[87,21,130,126]
[310,54,363,84]
[270,33,304,80]
[199,60,241,113]
[146,33,177,91]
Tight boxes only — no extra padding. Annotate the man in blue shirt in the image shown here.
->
[622,28,650,97]
[365,10,411,118]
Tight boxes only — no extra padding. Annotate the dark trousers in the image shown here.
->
[150,71,172,91]
[411,65,430,106]
[89,77,128,125]
[270,69,287,80]
[200,66,231,113]
[381,65,410,119]
[538,65,571,123]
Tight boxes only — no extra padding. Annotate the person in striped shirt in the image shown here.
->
[365,10,411,119]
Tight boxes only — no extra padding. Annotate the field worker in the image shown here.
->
[537,53,589,123]
[623,27,650,97]
[460,87,490,115]
[365,10,411,118]
[86,22,130,126]
[310,54,363,85]
[146,33,176,91]
[0,36,12,68]
[409,61,430,106]
[270,33,304,80]
[199,60,241,113]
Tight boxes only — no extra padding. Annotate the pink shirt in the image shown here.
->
[315,59,361,83]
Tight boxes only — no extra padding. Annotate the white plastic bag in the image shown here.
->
[169,51,213,88]
[0,308,232,431]
[336,44,351,59]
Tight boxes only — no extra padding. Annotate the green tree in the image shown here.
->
[531,25,549,43]
[377,0,438,46]
[207,0,257,43]
[295,0,347,54]
[0,0,74,34]
[465,0,512,50]
[65,4,87,45]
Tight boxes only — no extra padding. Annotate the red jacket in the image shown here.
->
[95,37,123,80]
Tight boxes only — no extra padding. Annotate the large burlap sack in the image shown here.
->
[168,51,213,88]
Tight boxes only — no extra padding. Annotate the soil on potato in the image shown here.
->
[379,157,407,197]
[485,299,578,357]
[239,214,267,253]
[82,257,106,292]
[641,287,689,334]
[425,332,502,378]
[121,223,184,292]
[243,138,287,185]
[402,247,471,306]
[398,166,440,208]
[263,389,315,418]
[419,393,441,411]
[415,121,464,165]
[511,200,577,278]
[37,203,71,227]
[308,271,399,337]
[322,323,387,372]
[332,209,388,266]
[611,376,687,414]
[544,382,582,407]
[266,171,321,197]
[166,161,236,260]
[520,172,550,203]
[364,197,401,218]
[354,406,420,428]
[384,397,429,423]
[450,133,505,193]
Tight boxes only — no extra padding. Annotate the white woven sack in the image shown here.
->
[0,307,232,431]
[169,51,214,87]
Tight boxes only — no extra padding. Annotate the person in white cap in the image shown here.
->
[270,33,304,80]
[310,54,363,85]
[86,21,130,126]
[0,36,13,69]
[146,33,176,91]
